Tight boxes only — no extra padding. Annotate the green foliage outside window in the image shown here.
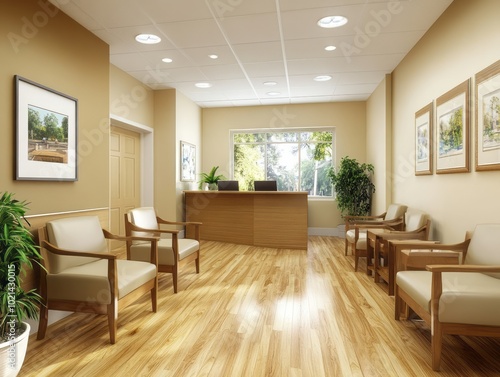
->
[232,129,334,196]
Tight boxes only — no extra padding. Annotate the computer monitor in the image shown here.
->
[253,180,277,191]
[217,180,239,191]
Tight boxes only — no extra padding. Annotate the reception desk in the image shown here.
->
[184,191,308,249]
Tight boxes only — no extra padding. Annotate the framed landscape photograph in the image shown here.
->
[15,76,78,181]
[435,80,470,174]
[180,140,196,181]
[415,102,433,175]
[475,60,500,171]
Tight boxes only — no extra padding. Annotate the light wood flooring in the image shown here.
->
[20,236,500,376]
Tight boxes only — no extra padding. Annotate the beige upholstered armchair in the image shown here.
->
[37,216,159,344]
[372,211,431,294]
[124,207,201,293]
[344,203,407,271]
[392,224,500,371]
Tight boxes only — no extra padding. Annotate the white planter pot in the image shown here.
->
[0,322,30,377]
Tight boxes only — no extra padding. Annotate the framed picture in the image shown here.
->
[15,76,78,181]
[435,80,470,174]
[475,60,500,171]
[415,102,433,175]
[180,141,196,181]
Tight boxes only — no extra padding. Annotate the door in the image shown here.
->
[110,126,141,250]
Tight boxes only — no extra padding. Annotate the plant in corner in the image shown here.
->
[328,156,375,217]
[0,192,43,376]
[198,166,226,190]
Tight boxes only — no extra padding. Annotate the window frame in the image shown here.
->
[230,127,336,197]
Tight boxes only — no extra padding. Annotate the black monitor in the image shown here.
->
[217,180,239,191]
[254,180,277,191]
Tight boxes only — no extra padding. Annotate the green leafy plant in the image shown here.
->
[0,192,43,340]
[328,156,375,217]
[198,166,226,189]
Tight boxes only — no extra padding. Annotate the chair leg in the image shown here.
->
[354,252,359,271]
[431,324,443,371]
[345,239,349,256]
[172,268,178,294]
[151,278,158,313]
[108,300,117,344]
[37,301,49,340]
[195,253,200,274]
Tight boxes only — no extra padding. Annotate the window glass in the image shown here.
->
[231,128,334,197]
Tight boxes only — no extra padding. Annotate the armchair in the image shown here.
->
[392,224,500,371]
[344,203,407,271]
[37,216,158,344]
[124,207,201,293]
[372,211,431,294]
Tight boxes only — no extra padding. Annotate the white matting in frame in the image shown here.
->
[435,80,470,174]
[415,102,433,175]
[16,75,78,181]
[475,60,500,171]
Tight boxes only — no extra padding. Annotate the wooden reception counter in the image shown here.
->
[184,191,308,249]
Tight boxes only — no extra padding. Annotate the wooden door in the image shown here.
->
[110,126,141,250]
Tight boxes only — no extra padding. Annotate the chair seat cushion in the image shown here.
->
[346,229,367,250]
[396,270,500,326]
[131,238,199,265]
[47,259,156,304]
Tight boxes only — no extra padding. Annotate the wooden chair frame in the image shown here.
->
[124,212,201,293]
[372,219,431,295]
[390,238,500,370]
[38,227,159,344]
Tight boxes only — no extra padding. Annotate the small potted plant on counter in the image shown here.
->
[198,166,226,190]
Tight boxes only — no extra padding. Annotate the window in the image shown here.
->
[231,128,334,197]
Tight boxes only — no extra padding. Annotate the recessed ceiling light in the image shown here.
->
[263,81,277,86]
[314,75,332,82]
[135,33,161,44]
[266,91,281,96]
[195,82,212,88]
[317,16,348,28]
[325,45,337,51]
[208,54,218,59]
[162,57,173,63]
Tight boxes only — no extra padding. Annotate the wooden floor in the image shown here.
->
[20,237,500,377]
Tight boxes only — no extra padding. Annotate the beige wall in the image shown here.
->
[109,64,154,127]
[202,102,367,230]
[390,0,500,242]
[367,75,392,215]
[1,0,109,216]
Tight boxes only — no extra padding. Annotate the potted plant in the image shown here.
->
[328,156,375,217]
[198,166,226,190]
[0,192,43,377]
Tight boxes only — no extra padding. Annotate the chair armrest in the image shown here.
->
[102,229,160,242]
[41,240,117,260]
[427,264,500,273]
[157,216,202,227]
[345,213,385,222]
[128,222,180,235]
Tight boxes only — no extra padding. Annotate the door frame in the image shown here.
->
[110,114,154,207]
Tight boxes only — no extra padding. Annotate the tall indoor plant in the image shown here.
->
[0,192,43,376]
[328,156,375,217]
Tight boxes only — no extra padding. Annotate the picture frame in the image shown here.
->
[435,80,470,174]
[15,75,78,181]
[415,102,433,175]
[475,60,500,171]
[180,141,196,182]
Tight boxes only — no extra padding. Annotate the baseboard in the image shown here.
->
[308,225,345,238]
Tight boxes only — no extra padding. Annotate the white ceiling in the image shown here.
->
[50,0,453,108]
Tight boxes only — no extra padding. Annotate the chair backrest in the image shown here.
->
[45,216,106,274]
[405,211,428,232]
[128,207,159,238]
[464,223,500,278]
[254,180,277,191]
[217,180,239,191]
[384,204,407,221]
